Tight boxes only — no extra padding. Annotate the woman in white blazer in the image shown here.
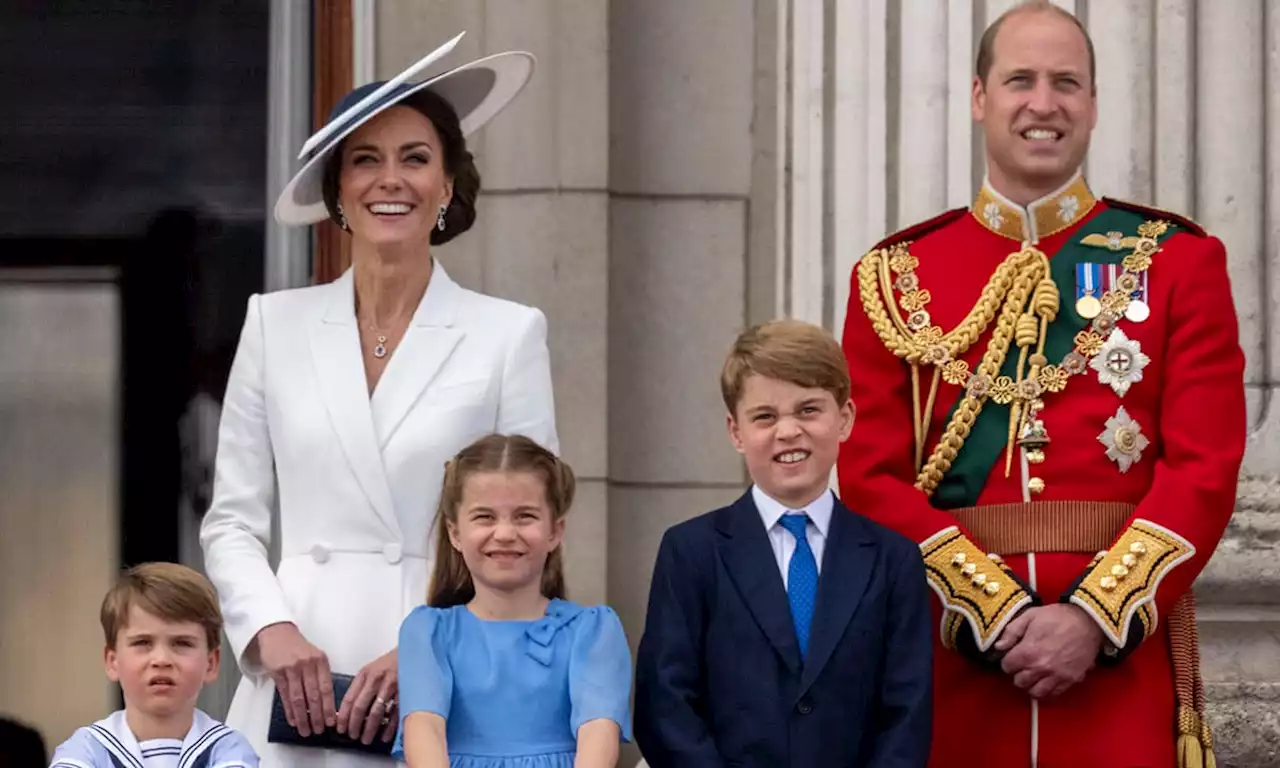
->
[200,35,555,766]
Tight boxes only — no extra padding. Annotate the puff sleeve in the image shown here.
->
[568,606,634,742]
[199,294,294,673]
[397,606,454,723]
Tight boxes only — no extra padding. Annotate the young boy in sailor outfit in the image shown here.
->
[49,562,258,768]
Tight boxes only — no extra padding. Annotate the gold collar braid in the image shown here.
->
[972,172,1097,242]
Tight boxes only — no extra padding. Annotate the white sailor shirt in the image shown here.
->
[49,709,258,768]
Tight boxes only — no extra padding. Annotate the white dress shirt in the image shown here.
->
[752,485,833,589]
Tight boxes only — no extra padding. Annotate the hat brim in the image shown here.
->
[273,49,535,226]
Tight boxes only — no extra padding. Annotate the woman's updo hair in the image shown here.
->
[321,88,481,246]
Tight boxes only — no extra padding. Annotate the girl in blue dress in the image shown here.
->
[393,433,633,768]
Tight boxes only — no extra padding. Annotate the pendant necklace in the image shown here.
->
[366,316,389,359]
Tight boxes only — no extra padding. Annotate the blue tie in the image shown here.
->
[779,513,818,659]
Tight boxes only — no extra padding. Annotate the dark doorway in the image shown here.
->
[0,2,270,559]
[0,0,270,745]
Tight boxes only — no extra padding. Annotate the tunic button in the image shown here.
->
[383,543,403,564]
[310,544,331,564]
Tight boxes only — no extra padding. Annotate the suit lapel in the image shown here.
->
[798,498,875,694]
[370,263,465,448]
[309,270,399,536]
[717,493,802,674]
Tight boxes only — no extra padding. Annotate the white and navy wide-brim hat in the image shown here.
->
[274,32,535,226]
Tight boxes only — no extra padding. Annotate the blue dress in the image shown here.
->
[392,599,633,767]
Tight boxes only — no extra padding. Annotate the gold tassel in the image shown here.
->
[1177,706,1204,768]
[1177,733,1203,768]
[1202,720,1217,768]
[1004,400,1021,477]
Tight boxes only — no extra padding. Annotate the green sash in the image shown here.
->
[930,208,1178,509]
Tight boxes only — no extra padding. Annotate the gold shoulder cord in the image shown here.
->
[857,242,1057,494]
[859,221,1168,497]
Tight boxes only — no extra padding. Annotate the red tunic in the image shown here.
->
[837,177,1245,768]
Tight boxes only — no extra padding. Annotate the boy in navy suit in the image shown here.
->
[634,319,932,767]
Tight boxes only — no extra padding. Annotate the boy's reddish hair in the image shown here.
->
[720,319,851,414]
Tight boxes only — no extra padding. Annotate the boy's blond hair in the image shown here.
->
[100,562,223,651]
[720,319,851,414]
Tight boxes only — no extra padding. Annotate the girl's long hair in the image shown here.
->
[426,433,576,608]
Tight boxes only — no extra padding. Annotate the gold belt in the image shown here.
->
[950,500,1135,555]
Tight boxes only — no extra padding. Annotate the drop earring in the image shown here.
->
[437,204,447,231]
[336,203,349,231]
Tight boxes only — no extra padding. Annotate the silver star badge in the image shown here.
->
[1098,406,1149,473]
[1090,328,1149,397]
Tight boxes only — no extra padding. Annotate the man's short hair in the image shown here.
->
[975,0,1096,92]
[720,319,851,415]
[100,562,223,650]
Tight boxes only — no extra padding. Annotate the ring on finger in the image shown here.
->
[373,696,386,709]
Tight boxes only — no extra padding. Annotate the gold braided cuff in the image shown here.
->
[1069,519,1195,648]
[921,526,1032,651]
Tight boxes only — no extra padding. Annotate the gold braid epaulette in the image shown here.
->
[857,243,1056,495]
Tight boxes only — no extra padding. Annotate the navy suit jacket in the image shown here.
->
[634,490,933,767]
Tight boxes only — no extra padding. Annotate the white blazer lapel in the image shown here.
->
[309,270,400,536]
[370,261,465,448]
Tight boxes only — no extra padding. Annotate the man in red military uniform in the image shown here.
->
[837,3,1246,767]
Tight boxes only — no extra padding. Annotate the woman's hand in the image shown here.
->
[336,647,399,744]
[253,622,335,736]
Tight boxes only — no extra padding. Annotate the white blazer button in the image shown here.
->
[383,543,403,564]
[310,544,331,564]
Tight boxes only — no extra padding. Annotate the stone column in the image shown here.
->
[606,1,768,763]
[263,0,312,292]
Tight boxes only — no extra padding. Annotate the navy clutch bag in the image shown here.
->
[266,672,395,756]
